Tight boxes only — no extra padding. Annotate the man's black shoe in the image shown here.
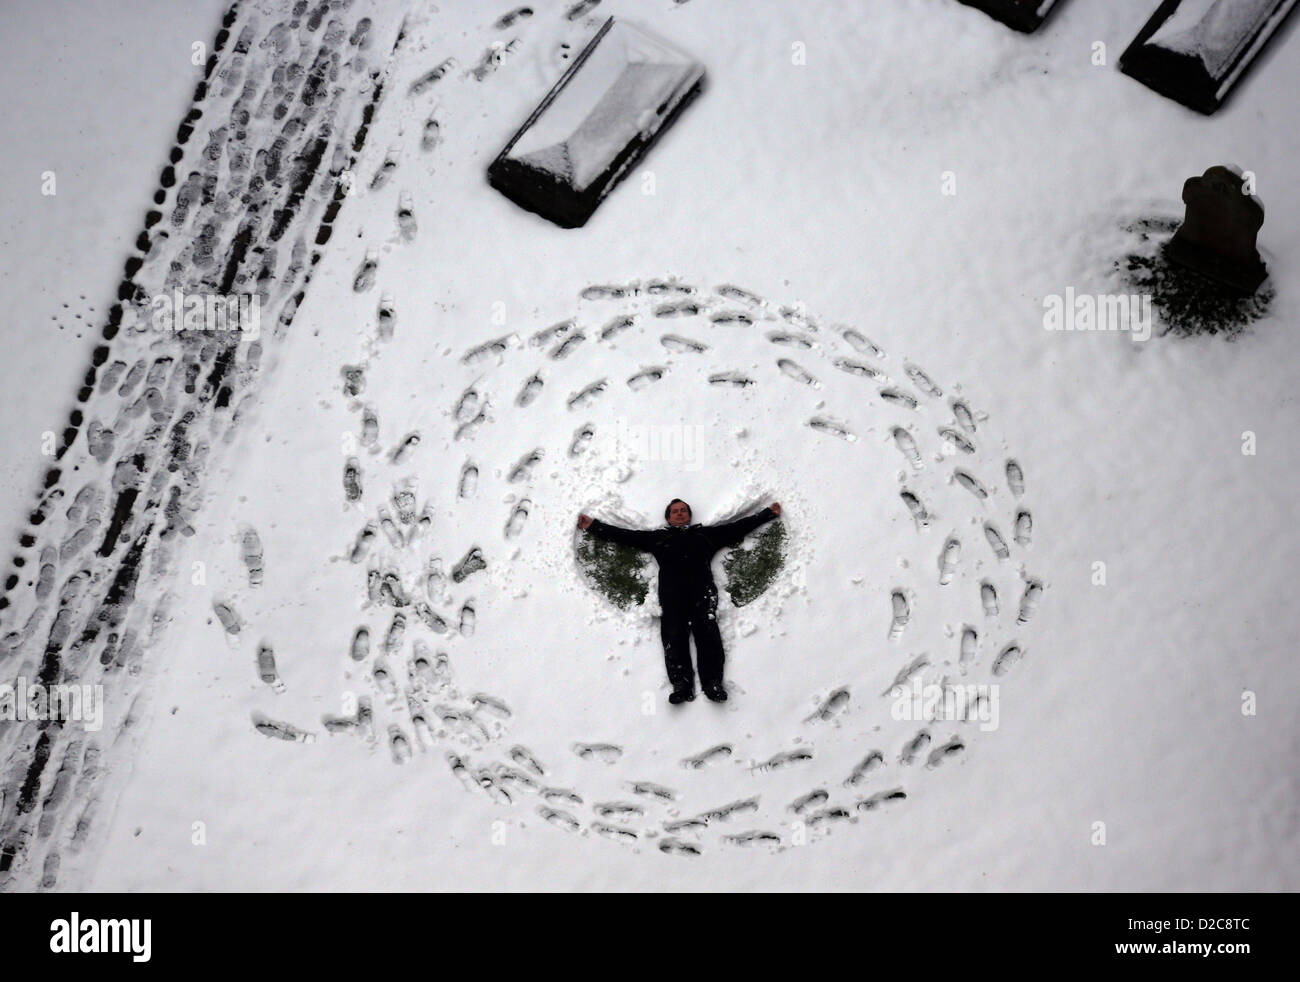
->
[669,688,695,705]
[703,684,728,703]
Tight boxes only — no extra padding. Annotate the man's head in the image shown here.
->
[665,499,692,526]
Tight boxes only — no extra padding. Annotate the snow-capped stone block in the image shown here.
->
[955,0,1067,33]
[1119,0,1299,114]
[1167,164,1268,295]
[487,17,705,228]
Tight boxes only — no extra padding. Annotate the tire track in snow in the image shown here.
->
[0,0,411,891]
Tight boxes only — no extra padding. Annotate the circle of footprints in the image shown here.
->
[248,278,1043,858]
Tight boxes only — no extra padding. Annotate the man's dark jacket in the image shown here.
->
[585,507,778,605]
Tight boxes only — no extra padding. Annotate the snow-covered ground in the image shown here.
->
[2,0,1298,892]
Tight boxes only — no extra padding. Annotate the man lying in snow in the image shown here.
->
[577,499,782,704]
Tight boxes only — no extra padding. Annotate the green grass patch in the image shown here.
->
[723,520,787,607]
[575,533,651,609]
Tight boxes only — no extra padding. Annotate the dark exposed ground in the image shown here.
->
[1116,217,1275,339]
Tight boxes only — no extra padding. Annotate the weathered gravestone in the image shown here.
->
[1166,164,1267,295]
[1120,0,1298,114]
[488,18,706,228]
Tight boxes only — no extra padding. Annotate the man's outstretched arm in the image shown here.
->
[702,502,781,550]
[577,513,658,551]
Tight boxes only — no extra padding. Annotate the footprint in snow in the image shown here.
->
[710,310,753,325]
[349,626,370,662]
[593,822,638,842]
[904,364,942,397]
[581,283,635,300]
[938,536,960,585]
[389,725,412,764]
[542,787,583,807]
[451,546,486,583]
[840,328,885,359]
[458,462,478,498]
[952,399,977,433]
[832,356,885,380]
[352,250,378,292]
[516,372,543,407]
[752,749,813,772]
[881,654,928,698]
[256,642,285,693]
[984,522,1010,560]
[925,737,965,769]
[681,743,732,769]
[715,284,764,306]
[470,692,510,718]
[458,603,476,637]
[804,687,850,723]
[880,387,918,410]
[510,745,546,776]
[660,333,708,353]
[593,801,644,820]
[494,6,533,30]
[504,499,529,540]
[568,424,594,456]
[1017,580,1042,623]
[777,358,819,387]
[699,796,760,821]
[572,742,623,764]
[531,319,573,348]
[939,427,976,455]
[420,116,440,152]
[959,625,979,666]
[628,780,677,801]
[845,750,885,787]
[567,379,607,410]
[397,194,416,241]
[241,527,263,586]
[808,416,856,442]
[888,590,910,641]
[1014,508,1033,547]
[627,366,667,390]
[654,301,701,318]
[1006,459,1025,496]
[899,490,929,529]
[539,806,581,832]
[992,642,1023,677]
[899,729,931,766]
[709,371,754,388]
[599,315,634,340]
[253,714,315,744]
[954,469,989,501]
[722,830,782,848]
[659,838,701,856]
[767,330,814,349]
[789,789,829,814]
[980,580,999,617]
[892,427,922,469]
[857,788,907,811]
[549,331,585,360]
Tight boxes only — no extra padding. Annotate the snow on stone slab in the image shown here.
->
[506,19,704,192]
[1148,0,1285,76]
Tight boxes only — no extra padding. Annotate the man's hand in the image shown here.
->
[769,502,782,517]
[577,513,593,530]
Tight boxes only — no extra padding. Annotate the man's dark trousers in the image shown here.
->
[660,584,724,692]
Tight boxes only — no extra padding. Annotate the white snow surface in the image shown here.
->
[2,0,1298,891]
